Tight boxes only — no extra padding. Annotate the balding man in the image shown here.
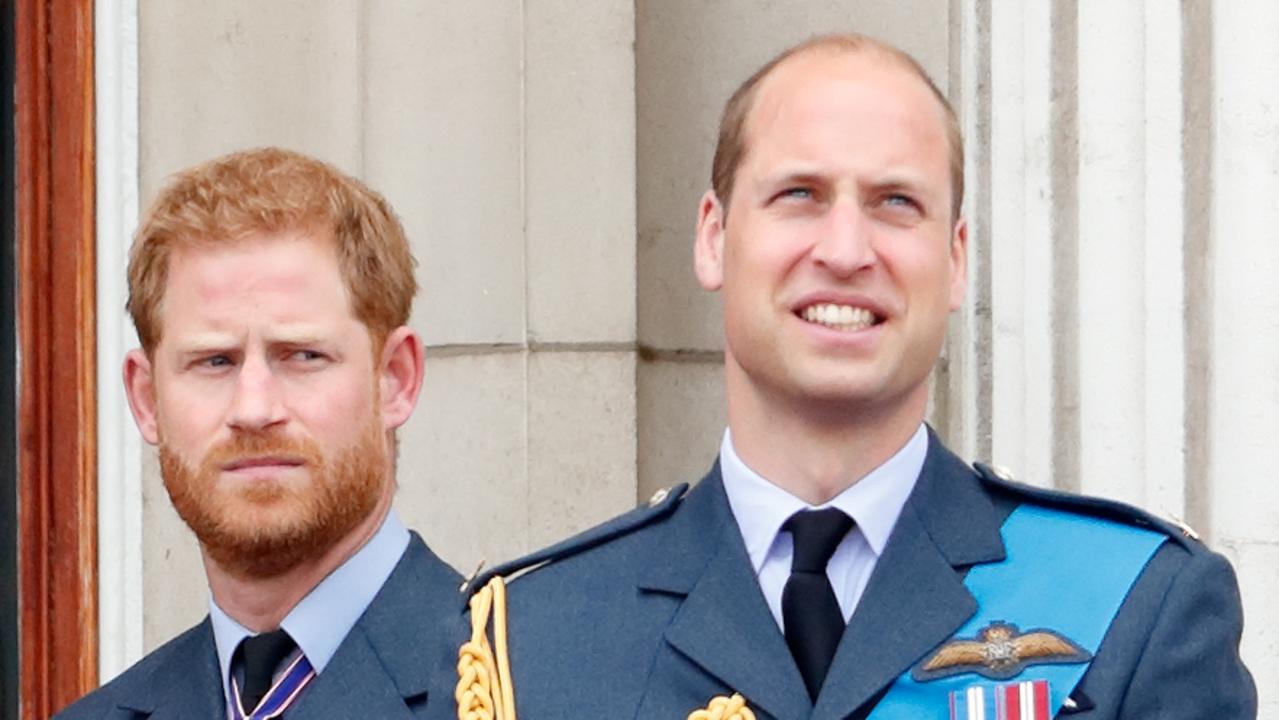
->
[457,35,1255,720]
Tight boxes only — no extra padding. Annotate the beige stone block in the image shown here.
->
[639,225,722,353]
[363,4,526,347]
[525,0,637,344]
[139,0,363,195]
[635,1,950,351]
[397,351,529,573]
[526,351,637,549]
[140,447,207,651]
[637,358,726,501]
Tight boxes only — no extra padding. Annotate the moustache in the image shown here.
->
[199,432,326,473]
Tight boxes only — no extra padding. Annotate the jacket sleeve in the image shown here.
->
[1118,548,1257,718]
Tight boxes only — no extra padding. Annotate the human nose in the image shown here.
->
[226,355,287,432]
[810,199,875,277]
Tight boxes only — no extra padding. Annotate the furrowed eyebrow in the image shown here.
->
[870,173,921,189]
[170,328,334,355]
[172,335,238,356]
[869,171,935,194]
[269,334,329,347]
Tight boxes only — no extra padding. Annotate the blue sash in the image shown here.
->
[868,504,1166,718]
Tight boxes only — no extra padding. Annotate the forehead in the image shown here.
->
[159,231,355,327]
[741,50,950,175]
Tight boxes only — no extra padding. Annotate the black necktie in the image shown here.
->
[782,508,854,700]
[235,629,297,713]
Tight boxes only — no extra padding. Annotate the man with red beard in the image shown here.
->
[59,148,462,719]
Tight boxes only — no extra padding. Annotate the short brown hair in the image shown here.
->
[711,34,965,220]
[128,147,417,354]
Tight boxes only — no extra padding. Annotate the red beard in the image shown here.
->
[159,416,387,578]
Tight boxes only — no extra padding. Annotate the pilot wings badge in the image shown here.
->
[913,621,1091,681]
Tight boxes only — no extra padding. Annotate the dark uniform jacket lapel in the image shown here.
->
[59,533,464,720]
[640,465,813,720]
[289,532,463,719]
[112,621,224,719]
[812,434,1006,720]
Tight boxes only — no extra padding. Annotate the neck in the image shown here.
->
[725,369,927,506]
[204,494,394,633]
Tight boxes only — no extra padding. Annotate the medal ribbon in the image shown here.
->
[230,653,316,720]
[948,680,1050,720]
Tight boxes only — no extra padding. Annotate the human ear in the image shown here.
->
[948,217,969,311]
[694,190,727,291]
[377,326,425,431]
[123,349,160,445]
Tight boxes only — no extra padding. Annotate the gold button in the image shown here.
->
[648,487,670,507]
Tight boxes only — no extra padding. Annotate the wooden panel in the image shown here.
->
[15,0,98,716]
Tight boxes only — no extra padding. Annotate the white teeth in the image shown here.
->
[801,303,876,331]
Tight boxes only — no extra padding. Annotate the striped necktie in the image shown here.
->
[231,629,316,720]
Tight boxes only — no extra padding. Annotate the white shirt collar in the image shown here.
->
[209,509,410,700]
[720,424,928,574]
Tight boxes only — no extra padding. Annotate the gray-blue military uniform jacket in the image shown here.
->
[56,533,464,719]
[472,431,1256,719]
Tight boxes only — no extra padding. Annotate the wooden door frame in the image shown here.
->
[15,0,98,716]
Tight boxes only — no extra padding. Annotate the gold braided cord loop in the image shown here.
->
[688,693,756,720]
[457,577,517,720]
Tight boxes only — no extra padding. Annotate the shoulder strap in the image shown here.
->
[463,483,689,594]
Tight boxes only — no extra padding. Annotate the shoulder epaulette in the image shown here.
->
[973,462,1200,551]
[460,483,690,597]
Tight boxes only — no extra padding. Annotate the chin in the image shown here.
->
[782,366,925,415]
[223,500,309,535]
[200,506,351,578]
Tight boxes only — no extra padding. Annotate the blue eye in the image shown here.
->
[883,193,921,211]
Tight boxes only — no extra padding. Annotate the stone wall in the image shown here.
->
[99,2,1275,713]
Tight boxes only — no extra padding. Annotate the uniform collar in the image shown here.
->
[640,429,1004,720]
[209,509,411,702]
[719,424,928,573]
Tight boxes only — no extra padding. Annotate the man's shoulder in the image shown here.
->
[970,464,1257,711]
[971,462,1203,554]
[968,461,1225,622]
[54,620,214,719]
[466,481,693,595]
[456,480,702,717]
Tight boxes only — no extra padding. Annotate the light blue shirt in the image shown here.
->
[208,509,411,713]
[719,424,927,631]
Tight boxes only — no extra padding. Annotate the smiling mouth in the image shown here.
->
[798,303,881,332]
